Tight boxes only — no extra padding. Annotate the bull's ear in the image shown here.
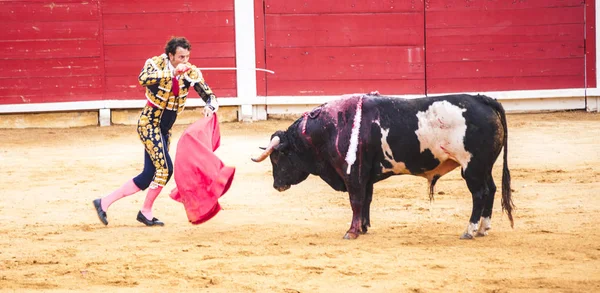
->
[272,131,288,151]
[274,141,288,151]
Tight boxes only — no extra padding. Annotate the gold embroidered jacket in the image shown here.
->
[138,53,217,113]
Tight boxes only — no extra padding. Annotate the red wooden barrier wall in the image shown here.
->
[425,0,587,93]
[0,0,103,104]
[0,0,595,106]
[261,0,591,96]
[102,0,236,99]
[263,0,426,96]
[0,0,235,106]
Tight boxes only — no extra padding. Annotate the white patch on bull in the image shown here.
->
[379,126,410,174]
[461,222,479,239]
[415,101,472,170]
[476,216,492,237]
[345,96,363,174]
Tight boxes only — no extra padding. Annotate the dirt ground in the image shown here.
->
[1,111,599,292]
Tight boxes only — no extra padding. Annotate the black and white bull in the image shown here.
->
[251,93,514,239]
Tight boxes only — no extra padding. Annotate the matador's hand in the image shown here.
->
[175,63,190,76]
[203,105,215,117]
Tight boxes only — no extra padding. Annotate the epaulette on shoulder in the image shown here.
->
[183,66,204,85]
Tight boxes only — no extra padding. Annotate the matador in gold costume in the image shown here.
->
[93,37,219,226]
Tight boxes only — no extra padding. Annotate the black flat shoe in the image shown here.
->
[136,211,164,226]
[93,199,108,225]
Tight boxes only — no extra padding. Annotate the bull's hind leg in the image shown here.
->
[476,176,496,237]
[460,167,490,239]
[360,183,374,234]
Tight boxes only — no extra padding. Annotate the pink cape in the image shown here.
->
[170,114,235,224]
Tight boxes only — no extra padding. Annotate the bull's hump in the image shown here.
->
[415,101,472,168]
[324,95,362,112]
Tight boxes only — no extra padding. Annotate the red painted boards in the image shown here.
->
[0,0,236,106]
[263,0,426,96]
[0,0,102,104]
[425,0,586,93]
[102,0,236,99]
[585,0,596,88]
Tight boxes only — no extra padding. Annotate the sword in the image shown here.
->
[197,67,275,74]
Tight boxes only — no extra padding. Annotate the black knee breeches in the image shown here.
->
[133,105,177,190]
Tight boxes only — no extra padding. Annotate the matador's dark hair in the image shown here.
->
[165,37,191,56]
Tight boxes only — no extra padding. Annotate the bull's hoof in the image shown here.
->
[475,230,488,237]
[343,232,359,240]
[459,232,474,240]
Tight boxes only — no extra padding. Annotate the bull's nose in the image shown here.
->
[274,185,290,192]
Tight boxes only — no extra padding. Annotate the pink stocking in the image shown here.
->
[101,179,141,211]
[140,185,163,220]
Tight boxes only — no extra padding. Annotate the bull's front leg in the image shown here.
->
[344,182,368,239]
[344,198,364,239]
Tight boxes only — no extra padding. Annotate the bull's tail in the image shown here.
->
[500,106,514,228]
[482,95,514,228]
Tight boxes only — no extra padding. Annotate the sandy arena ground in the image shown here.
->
[1,111,599,292]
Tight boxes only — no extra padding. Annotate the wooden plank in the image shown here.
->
[103,28,235,45]
[267,61,423,80]
[0,0,93,2]
[97,0,107,100]
[2,21,100,40]
[266,79,425,96]
[0,1,99,22]
[265,0,423,14]
[426,0,584,11]
[266,47,424,80]
[267,26,424,47]
[427,42,584,62]
[427,58,584,78]
[102,0,233,13]
[104,76,142,92]
[426,7,583,28]
[266,13,423,31]
[104,42,235,60]
[0,40,101,59]
[104,88,237,99]
[104,58,237,77]
[102,11,234,30]
[200,71,236,90]
[427,75,585,93]
[255,0,267,96]
[0,76,104,96]
[585,0,596,88]
[427,24,584,45]
[0,93,105,104]
[105,72,236,92]
[266,14,424,47]
[0,58,102,78]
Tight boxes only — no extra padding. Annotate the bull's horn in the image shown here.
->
[251,136,280,162]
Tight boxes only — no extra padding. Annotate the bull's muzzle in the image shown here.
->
[251,136,280,162]
[275,184,290,192]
